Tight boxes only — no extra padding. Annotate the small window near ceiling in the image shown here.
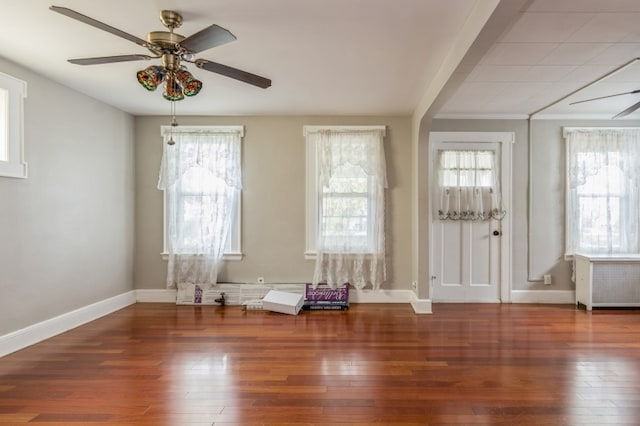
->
[0,72,27,178]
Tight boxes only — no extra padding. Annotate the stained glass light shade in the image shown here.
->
[136,65,166,91]
[163,77,184,101]
[176,69,203,97]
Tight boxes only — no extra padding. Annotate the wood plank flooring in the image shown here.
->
[1,303,640,425]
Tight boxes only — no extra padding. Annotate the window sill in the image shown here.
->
[161,252,243,261]
[305,251,381,260]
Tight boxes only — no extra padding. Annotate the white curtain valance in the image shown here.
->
[312,128,388,189]
[158,126,243,191]
[564,127,640,188]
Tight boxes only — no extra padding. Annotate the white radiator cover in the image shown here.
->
[575,254,640,310]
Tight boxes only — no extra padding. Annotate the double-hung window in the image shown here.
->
[318,161,372,252]
[158,126,243,287]
[564,127,640,256]
[0,72,27,178]
[304,125,387,289]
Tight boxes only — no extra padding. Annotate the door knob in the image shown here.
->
[493,230,501,236]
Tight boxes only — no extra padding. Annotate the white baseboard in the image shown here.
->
[0,286,430,359]
[511,290,576,304]
[410,298,433,314]
[135,289,177,303]
[0,291,136,358]
[349,289,415,303]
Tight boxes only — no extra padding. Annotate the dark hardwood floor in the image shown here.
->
[1,303,640,425]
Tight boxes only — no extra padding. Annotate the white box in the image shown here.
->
[262,290,304,315]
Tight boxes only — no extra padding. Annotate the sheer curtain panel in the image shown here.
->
[308,127,387,290]
[158,126,243,288]
[565,127,640,256]
[434,150,502,221]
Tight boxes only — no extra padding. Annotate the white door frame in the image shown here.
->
[429,132,513,303]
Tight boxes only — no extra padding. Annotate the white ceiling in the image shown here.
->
[2,0,640,119]
[438,0,640,120]
[0,0,484,116]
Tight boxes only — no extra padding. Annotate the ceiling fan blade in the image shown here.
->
[179,24,236,53]
[570,89,640,105]
[68,54,154,65]
[50,6,148,48]
[612,100,640,119]
[195,59,271,89]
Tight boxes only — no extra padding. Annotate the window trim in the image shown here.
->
[303,125,386,259]
[160,125,243,261]
[0,71,27,179]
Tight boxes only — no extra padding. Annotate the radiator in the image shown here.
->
[575,254,640,310]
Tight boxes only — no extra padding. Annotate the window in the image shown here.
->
[159,126,243,261]
[319,162,373,252]
[564,127,640,256]
[439,150,494,188]
[0,72,27,178]
[304,125,387,289]
[434,149,502,221]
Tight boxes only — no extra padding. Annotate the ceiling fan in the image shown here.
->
[570,89,640,119]
[50,5,271,101]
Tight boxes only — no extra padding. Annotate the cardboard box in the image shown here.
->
[262,290,304,315]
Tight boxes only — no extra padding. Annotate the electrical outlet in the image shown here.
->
[257,277,265,284]
[411,281,417,290]
[543,274,552,285]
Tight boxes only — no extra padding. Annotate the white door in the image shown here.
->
[430,132,512,303]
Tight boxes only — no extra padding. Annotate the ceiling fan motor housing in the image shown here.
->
[159,10,183,30]
[147,31,185,54]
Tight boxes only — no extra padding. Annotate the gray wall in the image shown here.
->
[0,59,135,336]
[134,115,413,290]
[431,118,640,292]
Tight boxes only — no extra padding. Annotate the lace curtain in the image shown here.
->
[565,128,640,255]
[158,126,242,288]
[310,128,387,290]
[433,149,503,221]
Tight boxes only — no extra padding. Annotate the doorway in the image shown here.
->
[429,132,512,302]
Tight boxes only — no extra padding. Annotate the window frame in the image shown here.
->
[304,125,386,259]
[160,125,243,260]
[564,127,640,258]
[0,71,27,179]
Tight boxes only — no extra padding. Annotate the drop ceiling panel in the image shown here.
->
[567,13,640,43]
[500,12,595,43]
[481,43,559,65]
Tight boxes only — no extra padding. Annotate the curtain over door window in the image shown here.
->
[433,149,503,221]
